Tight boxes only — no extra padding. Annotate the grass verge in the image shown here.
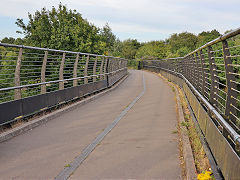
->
[179,90,210,172]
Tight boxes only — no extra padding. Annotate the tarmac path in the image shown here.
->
[0,70,181,179]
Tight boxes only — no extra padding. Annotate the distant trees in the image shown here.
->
[134,30,224,60]
[196,30,221,47]
[135,41,167,59]
[121,39,141,59]
[1,37,16,44]
[167,32,198,56]
[133,30,222,60]
[0,37,24,45]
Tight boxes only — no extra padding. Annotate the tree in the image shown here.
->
[121,39,141,60]
[197,29,221,47]
[100,23,116,54]
[135,41,167,59]
[15,4,106,54]
[167,32,198,56]
[1,37,16,44]
[111,38,124,57]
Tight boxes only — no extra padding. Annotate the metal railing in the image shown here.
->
[0,43,128,125]
[141,28,240,179]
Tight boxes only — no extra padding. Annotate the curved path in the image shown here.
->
[0,70,181,179]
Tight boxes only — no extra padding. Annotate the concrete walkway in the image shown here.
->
[0,70,181,179]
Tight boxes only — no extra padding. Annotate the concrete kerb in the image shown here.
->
[0,74,129,143]
[147,71,197,180]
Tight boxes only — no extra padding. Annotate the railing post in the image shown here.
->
[93,56,98,82]
[118,59,122,78]
[195,52,201,91]
[190,54,196,87]
[186,56,190,82]
[104,57,108,80]
[185,56,189,81]
[185,56,191,81]
[114,58,117,72]
[41,50,48,94]
[180,58,184,74]
[107,57,112,86]
[208,46,219,107]
[199,50,208,98]
[59,52,66,90]
[111,57,114,79]
[138,61,141,70]
[73,53,79,87]
[115,58,117,71]
[191,54,196,86]
[108,57,112,73]
[174,59,177,73]
[84,55,89,84]
[14,48,22,100]
[182,58,186,77]
[176,58,180,73]
[174,59,177,72]
[222,40,237,124]
[100,56,104,80]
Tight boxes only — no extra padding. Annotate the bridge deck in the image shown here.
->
[0,70,181,179]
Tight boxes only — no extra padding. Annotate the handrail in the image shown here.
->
[0,43,128,60]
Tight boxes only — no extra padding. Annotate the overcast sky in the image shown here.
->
[0,0,239,42]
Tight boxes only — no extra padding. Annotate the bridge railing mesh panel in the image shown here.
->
[0,43,128,105]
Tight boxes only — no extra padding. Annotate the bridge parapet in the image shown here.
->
[0,43,127,126]
[141,27,240,180]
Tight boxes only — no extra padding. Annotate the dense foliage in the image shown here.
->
[14,4,117,55]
